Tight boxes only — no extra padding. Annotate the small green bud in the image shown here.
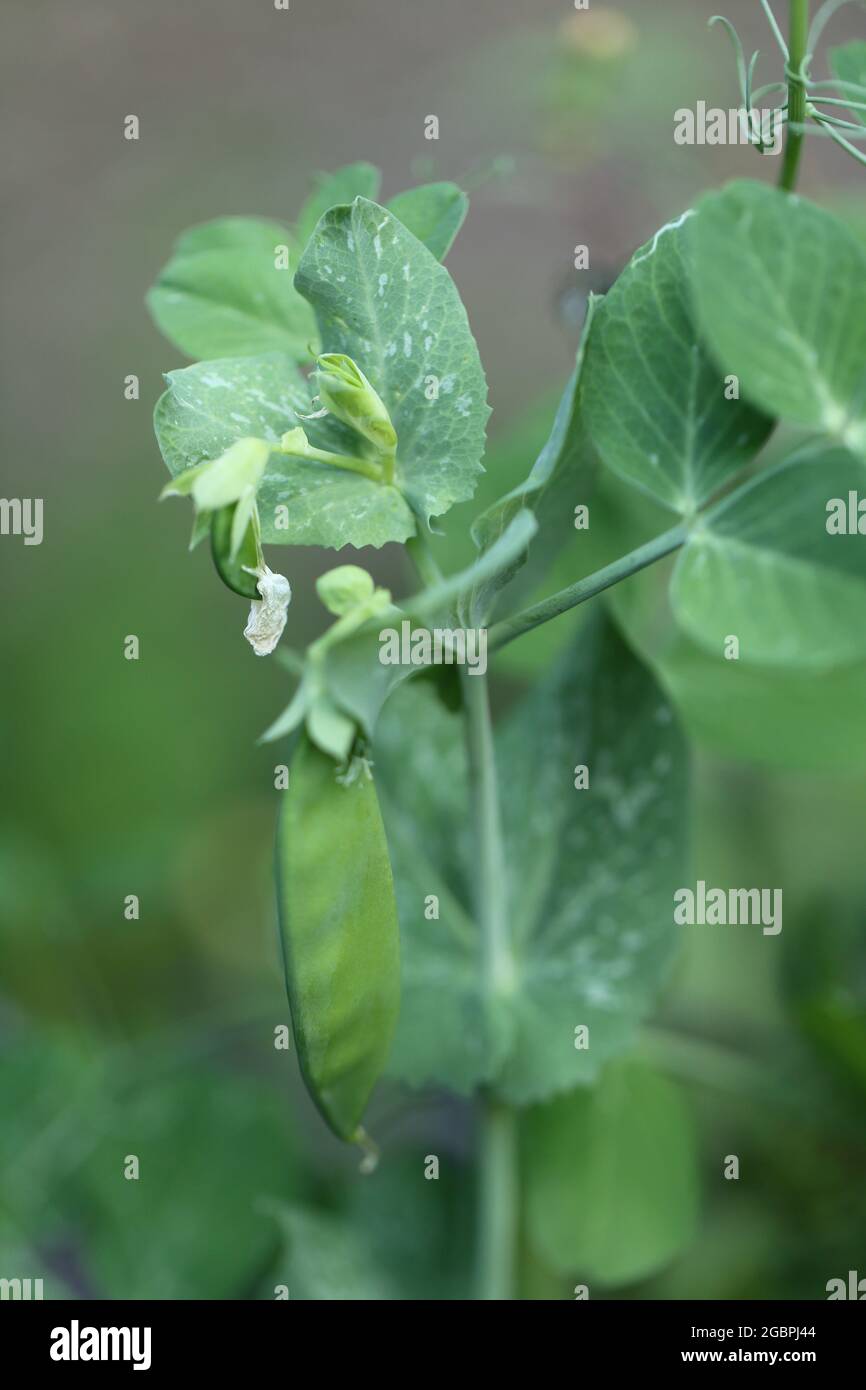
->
[316,565,376,616]
[280,427,311,456]
[315,354,397,455]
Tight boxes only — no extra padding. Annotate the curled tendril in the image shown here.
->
[710,15,780,150]
[710,1,866,172]
[758,0,789,60]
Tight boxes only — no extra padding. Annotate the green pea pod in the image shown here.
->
[275,735,400,1150]
[210,503,260,598]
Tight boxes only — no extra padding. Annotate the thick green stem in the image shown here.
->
[779,0,810,190]
[461,672,515,1000]
[460,669,518,1299]
[475,1099,519,1301]
[489,524,688,653]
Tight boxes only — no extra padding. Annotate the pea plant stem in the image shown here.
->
[779,0,811,191]
[475,1098,519,1301]
[489,523,688,653]
[460,668,519,1299]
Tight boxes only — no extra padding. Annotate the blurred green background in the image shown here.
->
[2,0,865,1299]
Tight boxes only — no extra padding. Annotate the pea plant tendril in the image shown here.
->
[713,0,866,176]
[148,0,866,1300]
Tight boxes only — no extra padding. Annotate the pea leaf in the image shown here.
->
[147,233,316,363]
[78,1070,299,1299]
[688,182,866,454]
[469,296,600,622]
[386,182,469,260]
[154,353,416,549]
[830,42,866,126]
[269,1158,472,1300]
[581,209,772,513]
[295,197,491,526]
[579,460,866,769]
[294,162,381,250]
[492,611,689,1104]
[671,448,866,669]
[375,683,502,1095]
[174,216,295,256]
[269,1205,398,1300]
[524,1061,698,1286]
[376,611,689,1102]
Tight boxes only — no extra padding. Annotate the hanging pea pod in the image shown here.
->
[210,502,261,598]
[275,734,400,1154]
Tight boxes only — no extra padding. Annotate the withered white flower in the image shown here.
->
[243,566,292,656]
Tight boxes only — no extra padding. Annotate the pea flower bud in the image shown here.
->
[316,565,376,616]
[314,354,397,456]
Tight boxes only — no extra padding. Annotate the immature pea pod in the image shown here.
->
[275,734,400,1153]
[210,503,261,598]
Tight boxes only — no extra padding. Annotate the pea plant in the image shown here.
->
[149,2,866,1300]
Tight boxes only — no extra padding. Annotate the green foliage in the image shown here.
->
[689,181,866,453]
[384,182,469,261]
[296,197,490,528]
[581,209,772,513]
[830,41,866,125]
[671,448,866,668]
[148,165,469,366]
[139,109,866,1303]
[375,615,689,1103]
[524,1061,699,1286]
[154,352,416,549]
[470,296,600,622]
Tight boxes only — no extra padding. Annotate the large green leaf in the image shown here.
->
[689,182,866,453]
[269,1158,472,1300]
[492,612,689,1104]
[671,448,866,669]
[375,612,689,1103]
[295,197,490,526]
[269,1206,397,1300]
[77,1069,299,1299]
[578,459,866,769]
[147,232,315,363]
[830,42,866,126]
[386,182,468,260]
[154,353,416,549]
[581,209,772,513]
[524,1061,698,1287]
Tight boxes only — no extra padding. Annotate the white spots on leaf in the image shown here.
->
[373,234,383,259]
[347,231,355,252]
[440,374,456,394]
[384,340,397,358]
[378,272,389,297]
[455,394,472,416]
[200,373,233,389]
[402,263,411,282]
[403,332,413,357]
[423,335,433,352]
